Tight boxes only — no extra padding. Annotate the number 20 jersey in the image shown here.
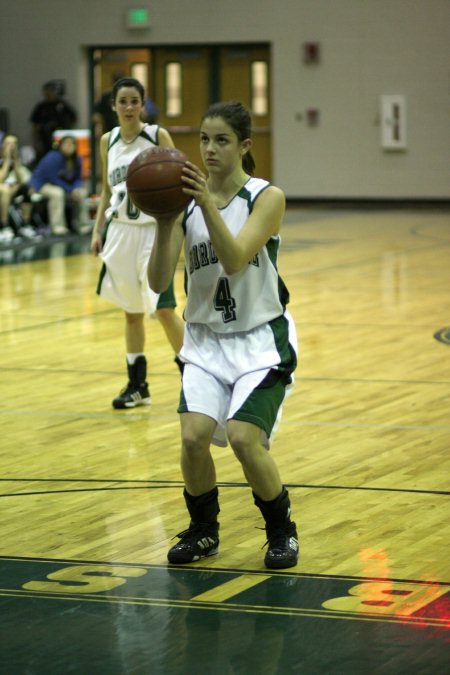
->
[182,177,290,333]
[105,123,159,225]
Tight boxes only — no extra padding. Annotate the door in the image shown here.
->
[89,44,272,189]
[153,47,210,167]
[219,45,271,180]
[90,47,153,188]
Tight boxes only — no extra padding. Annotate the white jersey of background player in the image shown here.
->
[106,123,159,225]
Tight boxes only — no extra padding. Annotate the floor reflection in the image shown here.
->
[0,234,91,266]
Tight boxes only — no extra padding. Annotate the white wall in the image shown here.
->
[1,0,449,199]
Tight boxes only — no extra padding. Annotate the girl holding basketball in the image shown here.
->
[148,101,299,569]
[91,77,184,409]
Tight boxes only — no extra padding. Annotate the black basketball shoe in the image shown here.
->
[264,521,299,569]
[112,356,151,409]
[112,382,151,409]
[167,522,219,564]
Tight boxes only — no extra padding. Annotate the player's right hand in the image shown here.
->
[91,232,102,255]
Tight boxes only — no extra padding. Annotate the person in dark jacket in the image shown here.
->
[30,81,77,162]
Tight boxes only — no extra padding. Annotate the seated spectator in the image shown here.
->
[0,133,36,242]
[28,135,89,235]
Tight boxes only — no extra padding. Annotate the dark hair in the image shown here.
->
[112,77,145,103]
[201,101,256,175]
[43,81,58,92]
[55,134,78,159]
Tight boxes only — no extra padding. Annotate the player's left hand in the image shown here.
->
[181,161,210,206]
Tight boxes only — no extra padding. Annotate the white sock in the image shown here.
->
[126,352,144,365]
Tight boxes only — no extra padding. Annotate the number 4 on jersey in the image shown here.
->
[214,277,237,323]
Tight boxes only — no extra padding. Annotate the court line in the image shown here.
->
[1,555,448,587]
[302,376,450,386]
[282,420,450,431]
[1,367,450,387]
[0,588,447,628]
[0,479,447,497]
[0,308,120,337]
[410,223,450,243]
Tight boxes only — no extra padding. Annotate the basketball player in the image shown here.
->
[91,77,184,409]
[148,101,299,569]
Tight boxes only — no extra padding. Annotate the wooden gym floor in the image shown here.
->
[0,206,449,674]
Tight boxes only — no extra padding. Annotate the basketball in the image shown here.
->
[126,147,190,217]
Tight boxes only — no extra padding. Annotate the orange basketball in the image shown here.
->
[126,147,190,217]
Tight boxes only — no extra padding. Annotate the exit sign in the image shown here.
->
[126,8,150,29]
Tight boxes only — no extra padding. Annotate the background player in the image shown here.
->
[91,77,184,409]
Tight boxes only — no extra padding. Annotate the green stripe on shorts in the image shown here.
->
[232,369,287,438]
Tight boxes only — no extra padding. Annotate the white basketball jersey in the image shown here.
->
[105,124,159,224]
[183,177,290,333]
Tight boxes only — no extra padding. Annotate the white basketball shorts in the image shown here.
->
[97,220,159,315]
[178,312,298,448]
